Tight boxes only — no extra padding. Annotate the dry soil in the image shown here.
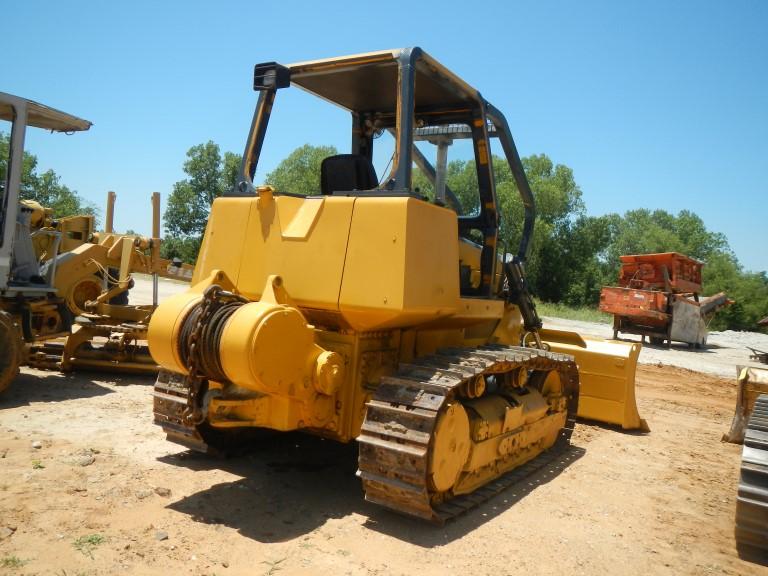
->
[0,364,764,575]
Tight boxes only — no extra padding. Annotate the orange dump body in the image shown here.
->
[618,252,702,294]
[599,286,670,327]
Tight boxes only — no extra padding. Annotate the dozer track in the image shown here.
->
[153,369,271,455]
[736,394,768,556]
[153,369,213,453]
[358,344,579,523]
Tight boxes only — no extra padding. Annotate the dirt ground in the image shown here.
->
[0,359,763,575]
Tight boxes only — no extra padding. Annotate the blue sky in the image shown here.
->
[3,0,766,272]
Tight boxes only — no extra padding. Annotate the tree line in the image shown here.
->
[0,133,96,219]
[161,141,768,331]
[7,132,759,332]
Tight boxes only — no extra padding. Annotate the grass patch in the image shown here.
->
[1,555,26,568]
[31,460,45,469]
[73,534,106,558]
[535,299,612,324]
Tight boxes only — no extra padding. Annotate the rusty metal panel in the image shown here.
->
[618,252,702,293]
[599,286,669,326]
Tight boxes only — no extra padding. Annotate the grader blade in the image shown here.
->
[542,328,648,431]
[724,366,768,444]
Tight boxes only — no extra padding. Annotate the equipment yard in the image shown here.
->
[1,291,767,575]
[2,46,767,576]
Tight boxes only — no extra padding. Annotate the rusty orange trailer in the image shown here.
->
[601,253,729,348]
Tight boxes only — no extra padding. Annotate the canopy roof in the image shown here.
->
[0,92,92,132]
[287,48,483,115]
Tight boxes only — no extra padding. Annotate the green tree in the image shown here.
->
[0,132,96,219]
[417,153,593,301]
[33,169,97,218]
[162,141,241,263]
[412,157,481,215]
[703,252,768,331]
[0,133,37,198]
[556,214,615,306]
[165,140,768,331]
[604,209,729,271]
[265,144,338,195]
[503,155,594,303]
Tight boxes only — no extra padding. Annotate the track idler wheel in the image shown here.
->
[0,312,24,394]
[428,402,471,492]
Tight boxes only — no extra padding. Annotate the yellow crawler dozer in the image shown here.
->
[149,48,646,522]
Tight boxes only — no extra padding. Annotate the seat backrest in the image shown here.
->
[320,154,378,195]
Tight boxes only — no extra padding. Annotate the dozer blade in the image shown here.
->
[541,328,649,431]
[724,366,768,444]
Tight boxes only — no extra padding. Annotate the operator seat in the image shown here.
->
[320,154,378,195]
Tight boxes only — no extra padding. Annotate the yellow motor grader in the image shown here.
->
[148,48,646,522]
[0,93,192,392]
[1,92,93,391]
[26,190,194,375]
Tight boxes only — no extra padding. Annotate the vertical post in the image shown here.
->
[105,191,116,234]
[237,90,276,194]
[151,192,161,239]
[45,234,62,287]
[151,192,160,307]
[455,108,499,298]
[152,264,159,307]
[351,112,373,161]
[435,140,449,204]
[392,50,418,191]
[118,236,133,287]
[0,100,28,289]
[485,105,536,262]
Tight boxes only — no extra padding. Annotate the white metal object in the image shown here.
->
[0,92,91,292]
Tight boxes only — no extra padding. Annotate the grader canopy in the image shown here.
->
[0,92,92,292]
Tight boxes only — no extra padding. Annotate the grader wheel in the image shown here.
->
[66,276,103,316]
[0,312,24,394]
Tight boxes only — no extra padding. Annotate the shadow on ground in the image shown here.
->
[163,433,585,546]
[0,369,154,409]
[163,433,365,542]
[737,545,768,568]
[615,336,720,353]
[644,342,718,353]
[574,418,651,437]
